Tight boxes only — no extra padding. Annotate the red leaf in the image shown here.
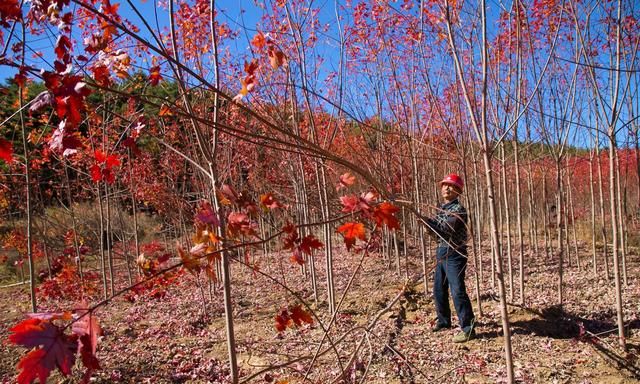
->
[94,149,107,163]
[251,32,267,49]
[373,202,400,230]
[13,71,27,88]
[227,212,256,237]
[290,305,313,326]
[149,65,162,86]
[337,222,366,250]
[282,223,299,250]
[16,349,51,384]
[274,310,291,332]
[92,65,111,87]
[233,60,258,101]
[105,154,120,168]
[103,168,115,184]
[72,311,101,376]
[260,193,282,210]
[340,195,360,213]
[360,191,378,205]
[195,201,219,226]
[101,0,120,17]
[177,243,201,274]
[90,165,102,182]
[299,235,323,255]
[0,138,13,163]
[290,249,304,265]
[9,318,78,384]
[0,0,22,26]
[55,35,72,60]
[282,222,296,234]
[61,133,83,151]
[244,59,259,75]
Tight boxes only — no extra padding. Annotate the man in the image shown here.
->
[423,173,476,343]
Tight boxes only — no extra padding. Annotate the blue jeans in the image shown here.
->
[433,253,475,333]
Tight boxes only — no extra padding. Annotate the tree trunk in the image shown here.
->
[500,142,513,301]
[18,48,36,312]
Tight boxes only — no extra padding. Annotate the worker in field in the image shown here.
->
[423,173,476,343]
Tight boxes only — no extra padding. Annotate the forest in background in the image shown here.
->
[0,0,639,382]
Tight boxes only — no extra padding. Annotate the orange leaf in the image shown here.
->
[177,243,201,274]
[337,222,366,250]
[290,249,304,265]
[260,193,282,209]
[159,104,173,116]
[251,32,267,49]
[149,65,162,86]
[268,47,287,70]
[373,202,400,230]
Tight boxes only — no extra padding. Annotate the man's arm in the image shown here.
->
[422,206,467,240]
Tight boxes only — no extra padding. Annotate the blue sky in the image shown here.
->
[2,0,638,149]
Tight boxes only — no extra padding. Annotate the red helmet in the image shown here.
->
[439,173,464,191]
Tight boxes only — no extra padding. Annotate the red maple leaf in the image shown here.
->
[233,60,259,101]
[274,305,313,333]
[290,249,304,265]
[340,191,377,214]
[105,154,120,168]
[227,212,256,237]
[92,65,111,87]
[372,202,400,230]
[260,193,282,210]
[101,0,120,17]
[274,309,291,332]
[90,150,120,184]
[94,149,107,163]
[177,243,201,274]
[0,0,22,27]
[71,310,101,381]
[337,222,366,250]
[290,305,313,327]
[299,235,323,255]
[149,66,162,86]
[340,195,360,213]
[90,164,102,182]
[0,138,13,163]
[195,201,219,226]
[281,223,299,250]
[13,71,27,88]
[55,35,72,60]
[9,318,78,384]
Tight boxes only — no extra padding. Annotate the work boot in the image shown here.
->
[452,329,476,343]
[431,323,451,332]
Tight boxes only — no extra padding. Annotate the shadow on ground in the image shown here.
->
[480,303,640,379]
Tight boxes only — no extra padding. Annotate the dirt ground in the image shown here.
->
[1,242,639,383]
